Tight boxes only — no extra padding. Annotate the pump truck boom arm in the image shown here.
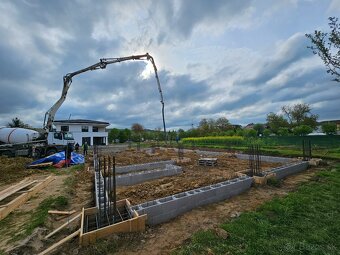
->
[43,53,166,139]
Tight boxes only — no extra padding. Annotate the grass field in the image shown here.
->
[175,163,340,255]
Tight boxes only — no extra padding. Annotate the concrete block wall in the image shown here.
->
[108,164,183,187]
[264,161,309,179]
[235,153,293,163]
[130,176,253,225]
[94,170,108,210]
[116,160,175,174]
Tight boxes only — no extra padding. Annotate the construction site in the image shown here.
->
[0,142,322,255]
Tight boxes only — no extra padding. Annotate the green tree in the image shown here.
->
[244,129,257,137]
[7,117,30,128]
[108,128,120,143]
[253,123,264,136]
[306,17,340,82]
[118,129,131,143]
[293,125,313,136]
[215,117,230,132]
[277,127,290,136]
[281,103,318,128]
[266,113,289,134]
[321,122,337,135]
[263,129,272,137]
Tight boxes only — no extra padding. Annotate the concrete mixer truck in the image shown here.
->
[0,127,74,157]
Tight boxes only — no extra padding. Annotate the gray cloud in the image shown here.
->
[0,0,339,130]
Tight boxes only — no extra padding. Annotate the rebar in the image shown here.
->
[178,143,184,159]
[248,144,261,176]
[302,139,312,161]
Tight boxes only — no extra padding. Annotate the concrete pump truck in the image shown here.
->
[0,53,166,157]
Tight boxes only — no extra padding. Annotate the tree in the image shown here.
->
[108,128,120,143]
[253,123,264,136]
[293,125,313,136]
[263,129,272,137]
[131,123,144,133]
[281,103,318,129]
[118,128,131,143]
[244,129,257,137]
[7,117,30,128]
[215,117,230,132]
[321,122,337,135]
[277,127,290,136]
[306,17,340,82]
[266,112,289,134]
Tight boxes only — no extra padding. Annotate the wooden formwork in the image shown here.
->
[79,199,147,245]
[0,176,55,220]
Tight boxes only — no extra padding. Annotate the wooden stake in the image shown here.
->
[38,229,80,255]
[48,210,76,216]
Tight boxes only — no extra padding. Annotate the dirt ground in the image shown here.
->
[115,148,281,205]
[113,165,321,255]
[0,148,316,255]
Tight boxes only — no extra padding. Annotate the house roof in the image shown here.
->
[54,119,110,126]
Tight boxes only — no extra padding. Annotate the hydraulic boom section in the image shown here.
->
[43,53,166,139]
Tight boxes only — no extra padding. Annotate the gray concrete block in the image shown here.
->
[134,176,253,225]
[116,160,176,174]
[270,162,308,179]
[107,165,183,187]
[235,153,293,163]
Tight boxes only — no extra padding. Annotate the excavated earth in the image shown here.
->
[114,148,281,205]
[0,147,285,254]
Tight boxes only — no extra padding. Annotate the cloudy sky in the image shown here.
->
[0,0,339,130]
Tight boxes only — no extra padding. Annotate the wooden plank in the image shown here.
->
[48,210,76,215]
[45,213,82,239]
[80,208,84,243]
[38,229,80,255]
[0,178,30,198]
[0,181,37,202]
[28,162,53,169]
[0,176,55,221]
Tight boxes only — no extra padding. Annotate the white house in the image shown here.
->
[53,119,109,146]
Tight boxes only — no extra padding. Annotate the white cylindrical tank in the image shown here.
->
[0,127,40,144]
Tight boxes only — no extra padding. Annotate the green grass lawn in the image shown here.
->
[175,164,340,255]
[179,143,340,160]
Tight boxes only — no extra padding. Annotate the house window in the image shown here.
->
[61,125,69,132]
[93,127,99,132]
[82,126,89,132]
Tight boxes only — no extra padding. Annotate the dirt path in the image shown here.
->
[114,166,320,255]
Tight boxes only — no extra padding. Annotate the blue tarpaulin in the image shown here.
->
[29,151,84,168]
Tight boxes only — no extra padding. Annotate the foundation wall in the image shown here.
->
[235,153,294,163]
[265,161,309,179]
[116,160,176,174]
[110,165,182,187]
[131,176,253,225]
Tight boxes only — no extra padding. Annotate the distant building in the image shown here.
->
[53,119,109,146]
[244,123,255,129]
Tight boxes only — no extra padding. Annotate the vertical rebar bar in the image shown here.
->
[98,157,101,227]
[113,156,116,223]
[108,156,112,224]
[103,157,107,219]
